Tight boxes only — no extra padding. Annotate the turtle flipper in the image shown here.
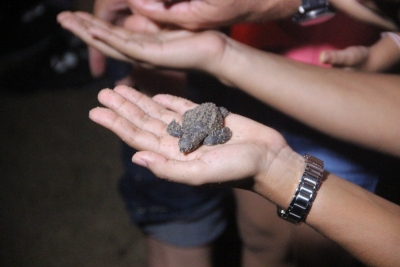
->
[203,127,232,145]
[167,119,183,137]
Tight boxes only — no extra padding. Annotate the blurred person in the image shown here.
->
[82,6,234,267]
[58,4,399,265]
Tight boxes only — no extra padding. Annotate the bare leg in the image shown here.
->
[146,236,213,267]
[234,189,293,267]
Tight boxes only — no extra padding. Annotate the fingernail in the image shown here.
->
[319,52,328,63]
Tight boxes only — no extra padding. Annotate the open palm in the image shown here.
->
[89,85,289,189]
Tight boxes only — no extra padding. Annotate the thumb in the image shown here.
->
[132,151,168,168]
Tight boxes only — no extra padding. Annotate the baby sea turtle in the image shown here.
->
[167,103,232,153]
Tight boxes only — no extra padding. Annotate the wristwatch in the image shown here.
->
[277,154,324,224]
[292,0,336,26]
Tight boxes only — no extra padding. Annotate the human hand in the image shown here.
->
[59,11,188,97]
[320,32,400,72]
[89,85,303,207]
[57,11,229,80]
[127,0,300,30]
[319,46,370,70]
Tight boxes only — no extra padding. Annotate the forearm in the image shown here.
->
[211,39,400,156]
[307,173,400,267]
[255,149,400,267]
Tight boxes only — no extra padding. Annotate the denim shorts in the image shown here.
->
[119,144,231,246]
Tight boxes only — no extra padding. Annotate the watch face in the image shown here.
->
[301,8,336,26]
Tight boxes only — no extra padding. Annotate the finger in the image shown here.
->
[97,88,168,135]
[112,85,182,124]
[320,46,368,67]
[123,13,163,33]
[89,107,165,153]
[58,12,132,62]
[92,0,130,23]
[133,142,260,186]
[87,23,193,68]
[153,94,197,115]
[88,46,106,77]
[74,11,133,38]
[129,0,207,30]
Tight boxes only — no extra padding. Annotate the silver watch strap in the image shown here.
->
[277,154,324,224]
[298,0,330,13]
[292,0,335,26]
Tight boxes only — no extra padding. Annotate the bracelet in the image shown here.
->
[277,154,324,225]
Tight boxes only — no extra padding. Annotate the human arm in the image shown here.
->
[320,32,400,72]
[57,13,400,157]
[212,36,400,158]
[90,0,399,32]
[89,85,400,267]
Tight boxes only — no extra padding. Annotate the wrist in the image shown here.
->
[255,147,305,209]
[277,154,324,224]
[210,37,255,87]
[205,36,242,86]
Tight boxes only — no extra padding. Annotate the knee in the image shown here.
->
[237,208,292,252]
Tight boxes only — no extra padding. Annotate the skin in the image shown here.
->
[58,12,400,157]
[87,3,208,267]
[84,0,399,78]
[58,3,400,266]
[88,85,400,267]
[78,1,302,266]
[90,85,304,207]
[126,0,301,30]
[85,0,301,77]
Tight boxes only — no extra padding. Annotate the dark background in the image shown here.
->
[0,78,147,266]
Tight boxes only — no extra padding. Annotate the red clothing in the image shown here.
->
[230,12,381,66]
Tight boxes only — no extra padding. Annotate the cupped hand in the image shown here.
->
[127,0,299,30]
[89,85,297,202]
[57,11,229,73]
